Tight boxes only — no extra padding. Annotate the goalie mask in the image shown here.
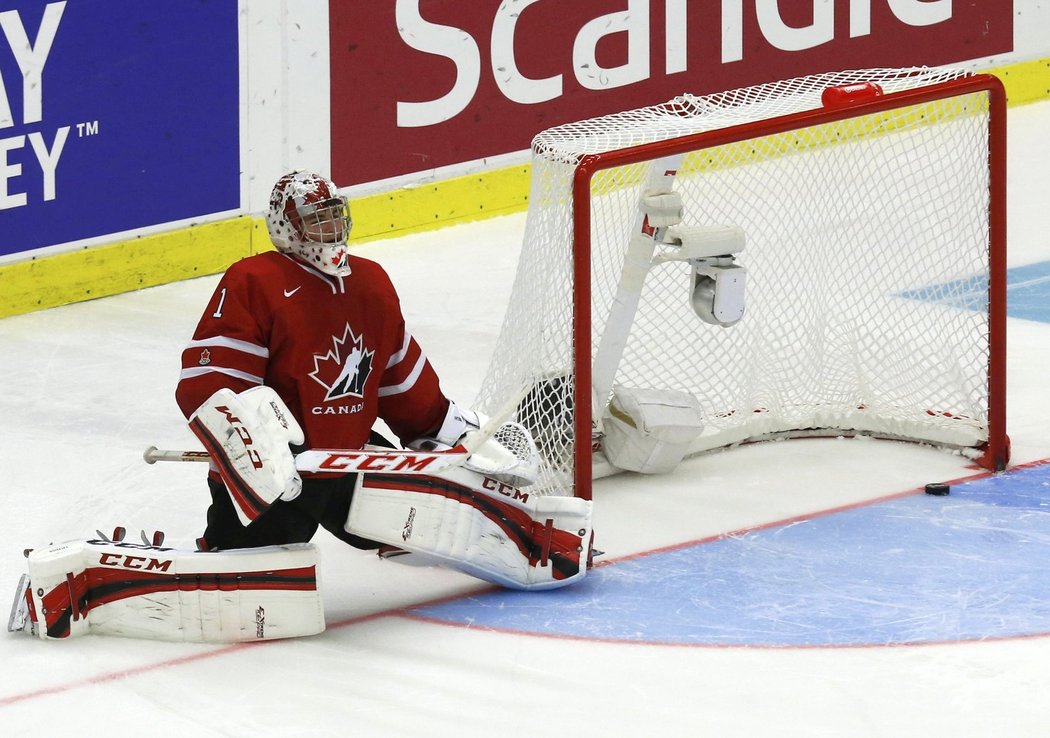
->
[267,172,353,277]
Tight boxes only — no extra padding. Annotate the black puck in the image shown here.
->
[925,482,950,496]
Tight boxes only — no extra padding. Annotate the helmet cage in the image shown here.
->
[267,172,354,276]
[289,196,351,245]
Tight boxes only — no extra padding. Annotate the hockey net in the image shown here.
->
[474,68,1008,500]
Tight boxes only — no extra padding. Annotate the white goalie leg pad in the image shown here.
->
[17,539,324,642]
[189,386,305,526]
[346,467,593,590]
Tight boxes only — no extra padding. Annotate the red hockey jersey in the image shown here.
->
[176,251,449,452]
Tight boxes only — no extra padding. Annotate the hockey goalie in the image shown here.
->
[8,171,594,643]
[9,361,593,645]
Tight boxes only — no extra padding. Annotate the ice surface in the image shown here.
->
[1,102,1049,736]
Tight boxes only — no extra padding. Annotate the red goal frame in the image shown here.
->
[570,74,1009,501]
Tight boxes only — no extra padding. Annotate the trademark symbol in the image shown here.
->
[76,121,99,137]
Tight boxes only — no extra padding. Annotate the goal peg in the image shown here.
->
[821,81,884,108]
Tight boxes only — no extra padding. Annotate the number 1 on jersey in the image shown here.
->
[212,287,228,318]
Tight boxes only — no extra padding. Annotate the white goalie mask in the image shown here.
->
[266,172,353,276]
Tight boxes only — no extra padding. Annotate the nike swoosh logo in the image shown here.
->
[284,286,302,298]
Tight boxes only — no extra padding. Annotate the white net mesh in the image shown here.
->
[474,68,1001,497]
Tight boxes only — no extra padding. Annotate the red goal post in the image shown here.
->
[475,69,1008,502]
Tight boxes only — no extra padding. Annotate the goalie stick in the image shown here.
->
[144,443,474,476]
[145,384,533,478]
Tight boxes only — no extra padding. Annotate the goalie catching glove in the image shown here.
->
[409,400,540,487]
[189,386,305,526]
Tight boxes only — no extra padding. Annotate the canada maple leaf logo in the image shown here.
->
[308,323,375,401]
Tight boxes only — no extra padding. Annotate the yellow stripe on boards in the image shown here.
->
[988,57,1050,106]
[351,165,531,243]
[0,165,532,319]
[1,59,1046,319]
[0,218,253,318]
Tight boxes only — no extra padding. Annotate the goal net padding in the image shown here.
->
[473,68,1008,500]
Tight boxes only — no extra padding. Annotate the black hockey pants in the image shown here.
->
[200,431,390,551]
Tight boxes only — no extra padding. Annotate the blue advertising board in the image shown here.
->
[0,1,239,257]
